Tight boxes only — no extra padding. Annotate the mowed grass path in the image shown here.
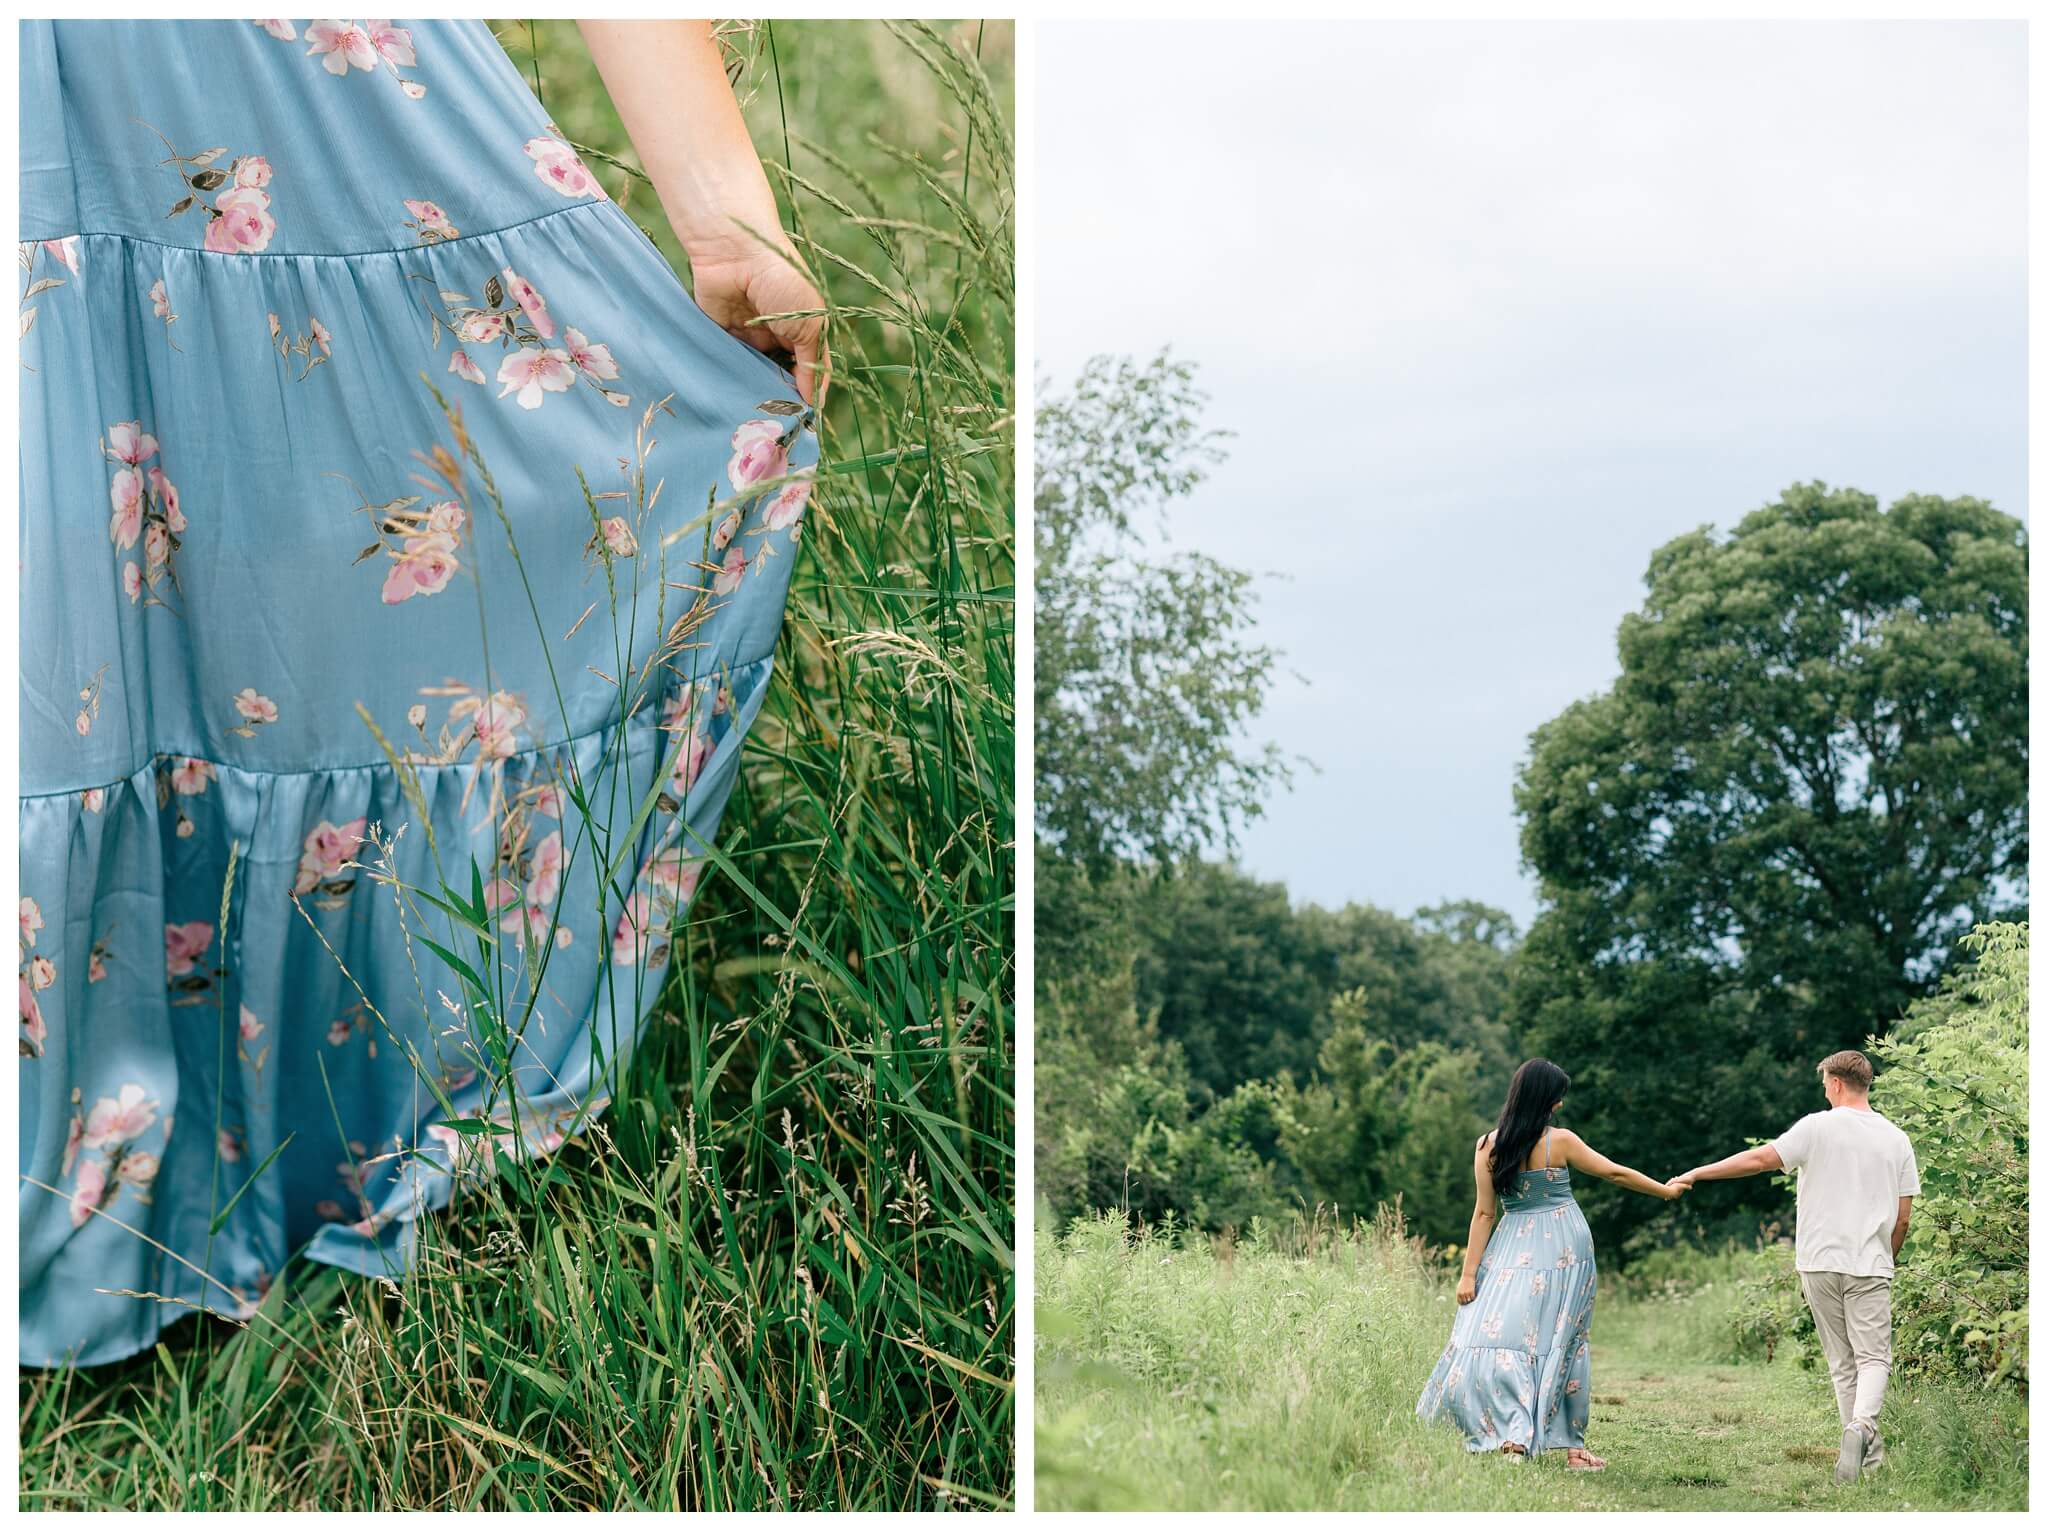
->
[1035,1217,2026,1512]
[1512,1303,1986,1511]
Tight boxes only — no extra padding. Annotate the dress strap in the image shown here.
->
[1544,1126,1552,1168]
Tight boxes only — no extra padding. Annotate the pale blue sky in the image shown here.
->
[1037,20,2028,927]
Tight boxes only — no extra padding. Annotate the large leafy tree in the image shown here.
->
[1034,353,1291,872]
[1513,484,2027,1244]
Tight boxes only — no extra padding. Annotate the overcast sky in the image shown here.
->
[1037,20,2028,928]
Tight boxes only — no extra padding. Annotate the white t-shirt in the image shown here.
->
[1772,1106,1921,1278]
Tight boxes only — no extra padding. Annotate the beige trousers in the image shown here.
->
[1800,1271,1892,1433]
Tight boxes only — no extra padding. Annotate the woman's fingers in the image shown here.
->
[790,318,828,408]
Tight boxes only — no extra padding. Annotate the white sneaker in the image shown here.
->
[1835,1426,1867,1485]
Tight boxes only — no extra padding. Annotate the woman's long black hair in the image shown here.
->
[1488,1058,1571,1196]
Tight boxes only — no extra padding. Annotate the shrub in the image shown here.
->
[1872,922,2028,1386]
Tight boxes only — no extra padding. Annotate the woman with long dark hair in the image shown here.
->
[1415,1058,1685,1470]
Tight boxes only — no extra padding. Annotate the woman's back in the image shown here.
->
[1482,1125,1568,1174]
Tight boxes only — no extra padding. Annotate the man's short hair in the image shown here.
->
[1817,1050,1874,1091]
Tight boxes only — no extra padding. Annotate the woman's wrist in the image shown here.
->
[653,154,791,268]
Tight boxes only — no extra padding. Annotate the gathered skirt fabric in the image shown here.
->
[1415,1166,1597,1455]
[18,19,817,1366]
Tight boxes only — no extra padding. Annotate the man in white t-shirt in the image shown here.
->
[1672,1050,1920,1486]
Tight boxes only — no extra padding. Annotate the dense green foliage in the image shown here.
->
[1034,361,1518,1247]
[1727,923,2030,1389]
[1513,484,2027,1251]
[1036,1214,2027,1510]
[21,21,1015,1511]
[1038,856,1517,1245]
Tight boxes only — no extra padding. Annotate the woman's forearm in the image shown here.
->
[576,20,790,264]
[1460,1208,1496,1280]
[1594,1162,1668,1198]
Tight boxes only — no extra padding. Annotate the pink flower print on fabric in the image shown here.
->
[763,475,813,531]
[382,532,459,603]
[496,346,575,410]
[366,20,416,68]
[403,197,459,242]
[205,185,278,254]
[305,20,378,74]
[467,691,527,761]
[107,421,158,468]
[68,1156,107,1227]
[499,831,570,951]
[525,134,607,200]
[610,890,659,966]
[20,979,47,1055]
[727,419,788,491]
[146,124,278,253]
[233,688,278,724]
[562,327,618,382]
[293,818,367,896]
[109,469,144,550]
[500,267,555,340]
[147,468,184,532]
[163,922,212,981]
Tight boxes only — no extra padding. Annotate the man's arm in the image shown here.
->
[1891,1196,1913,1259]
[1675,1143,1784,1187]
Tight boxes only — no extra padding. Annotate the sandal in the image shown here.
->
[1500,1443,1528,1465]
[1566,1448,1607,1472]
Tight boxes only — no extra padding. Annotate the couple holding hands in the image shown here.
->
[1416,1053,1919,1482]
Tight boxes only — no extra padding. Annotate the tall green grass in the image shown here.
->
[1036,1211,2026,1512]
[19,20,1014,1511]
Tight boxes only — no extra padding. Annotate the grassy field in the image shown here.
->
[1036,1213,2027,1512]
[19,20,1014,1511]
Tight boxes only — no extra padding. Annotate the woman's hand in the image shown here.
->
[690,244,828,406]
[576,20,829,404]
[1456,1273,1477,1305]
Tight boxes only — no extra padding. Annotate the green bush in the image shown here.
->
[1873,922,2029,1386]
[1725,924,2029,1389]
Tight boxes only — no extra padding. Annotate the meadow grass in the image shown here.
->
[1036,1211,2026,1512]
[18,20,1015,1511]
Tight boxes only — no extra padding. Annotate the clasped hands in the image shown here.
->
[1660,1169,1699,1200]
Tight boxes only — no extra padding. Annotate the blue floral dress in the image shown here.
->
[18,20,816,1366]
[1416,1131,1597,1455]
